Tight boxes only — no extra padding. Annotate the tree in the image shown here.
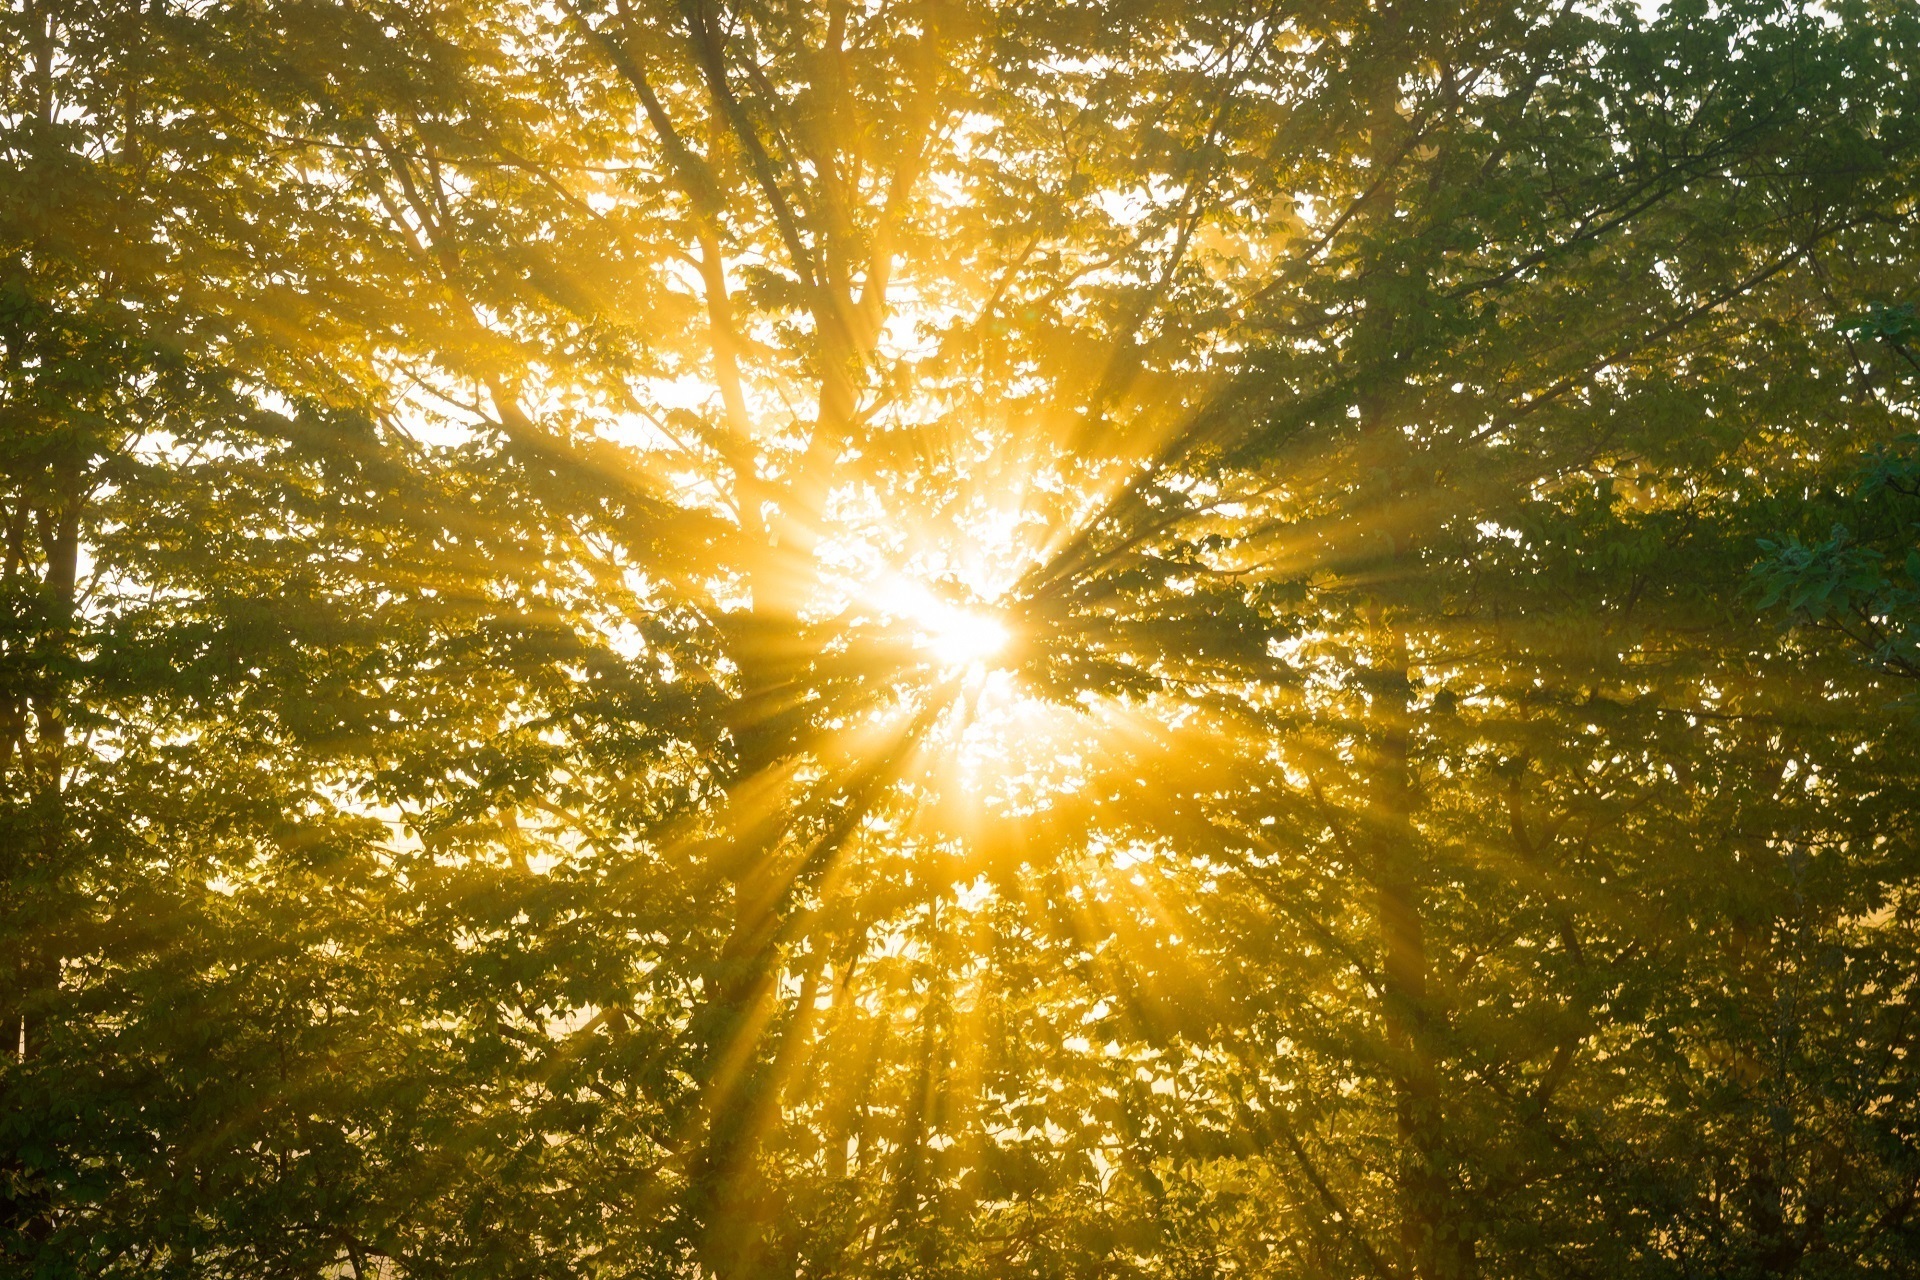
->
[4,0,1919,1276]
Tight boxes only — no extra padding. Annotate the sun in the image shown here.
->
[907,595,1013,672]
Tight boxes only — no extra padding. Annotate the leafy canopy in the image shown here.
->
[3,0,1920,1277]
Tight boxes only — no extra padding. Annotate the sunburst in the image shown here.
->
[904,593,1014,673]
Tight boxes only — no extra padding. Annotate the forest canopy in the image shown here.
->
[3,0,1920,1275]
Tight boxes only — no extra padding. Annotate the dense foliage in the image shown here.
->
[4,0,1919,1275]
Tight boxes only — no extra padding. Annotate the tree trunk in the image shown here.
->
[1365,601,1473,1279]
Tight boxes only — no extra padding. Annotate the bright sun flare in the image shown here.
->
[913,599,1013,670]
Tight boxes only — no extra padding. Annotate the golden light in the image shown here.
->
[913,599,1013,671]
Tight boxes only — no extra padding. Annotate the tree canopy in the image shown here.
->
[4,0,1920,1276]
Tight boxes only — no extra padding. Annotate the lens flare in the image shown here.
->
[916,602,1012,670]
